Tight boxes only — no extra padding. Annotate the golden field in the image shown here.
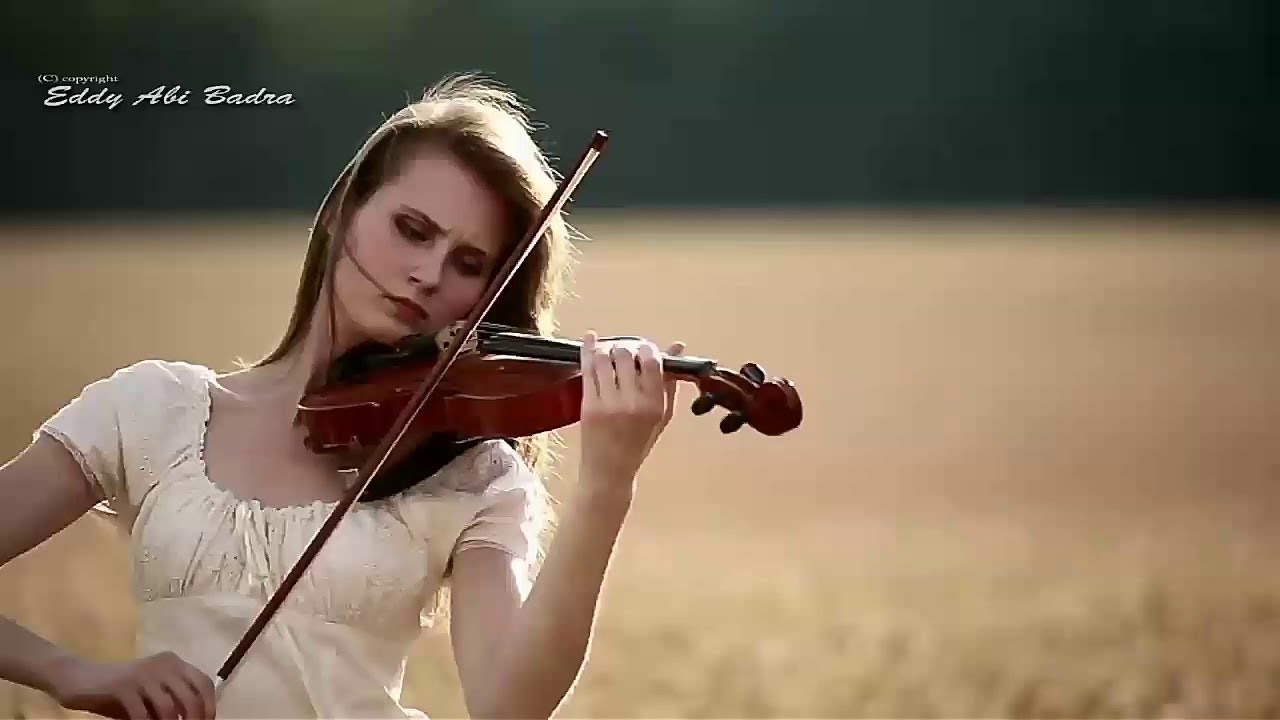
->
[1,209,1278,718]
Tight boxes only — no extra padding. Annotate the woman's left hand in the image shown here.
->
[578,331,685,496]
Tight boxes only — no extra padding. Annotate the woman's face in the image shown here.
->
[330,143,510,348]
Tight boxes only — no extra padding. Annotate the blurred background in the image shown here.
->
[3,1,1278,717]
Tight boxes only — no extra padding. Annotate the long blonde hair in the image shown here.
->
[249,73,579,610]
[256,72,577,469]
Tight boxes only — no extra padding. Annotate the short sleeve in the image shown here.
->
[34,366,132,506]
[453,442,547,567]
[401,440,549,627]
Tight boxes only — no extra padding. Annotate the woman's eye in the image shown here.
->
[395,215,430,242]
[455,257,485,277]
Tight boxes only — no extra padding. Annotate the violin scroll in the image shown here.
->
[686,361,801,436]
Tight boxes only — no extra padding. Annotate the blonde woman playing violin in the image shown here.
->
[0,73,685,719]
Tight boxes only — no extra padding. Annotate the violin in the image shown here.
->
[296,320,802,470]
[211,128,802,696]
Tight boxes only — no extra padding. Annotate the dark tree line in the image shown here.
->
[5,0,1275,216]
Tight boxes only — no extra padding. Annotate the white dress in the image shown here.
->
[35,359,545,718]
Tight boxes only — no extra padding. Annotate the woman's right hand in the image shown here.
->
[52,652,216,719]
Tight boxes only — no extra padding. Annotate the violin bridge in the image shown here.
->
[435,321,478,355]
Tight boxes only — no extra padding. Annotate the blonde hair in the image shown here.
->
[249,72,580,621]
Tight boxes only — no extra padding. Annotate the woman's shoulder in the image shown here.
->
[37,358,215,521]
[427,438,538,496]
[72,359,216,431]
[111,357,214,380]
[99,358,215,396]
[390,438,542,515]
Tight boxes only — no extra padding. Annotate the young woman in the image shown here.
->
[0,74,684,719]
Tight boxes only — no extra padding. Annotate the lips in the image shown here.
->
[385,295,428,322]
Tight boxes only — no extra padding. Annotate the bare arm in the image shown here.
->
[451,334,681,718]
[0,433,104,694]
[450,480,632,720]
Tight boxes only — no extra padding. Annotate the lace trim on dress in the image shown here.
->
[192,365,341,518]
[188,365,513,519]
[40,424,112,505]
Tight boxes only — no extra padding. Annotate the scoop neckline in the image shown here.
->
[193,364,342,516]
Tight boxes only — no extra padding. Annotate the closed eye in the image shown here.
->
[454,251,486,277]
[395,213,436,243]
[393,205,490,276]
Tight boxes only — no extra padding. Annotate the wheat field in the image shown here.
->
[1,210,1278,718]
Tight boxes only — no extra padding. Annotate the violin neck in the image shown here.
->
[477,331,716,380]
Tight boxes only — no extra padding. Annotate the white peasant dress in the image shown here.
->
[35,359,545,718]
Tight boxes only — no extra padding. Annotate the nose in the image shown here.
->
[407,245,447,293]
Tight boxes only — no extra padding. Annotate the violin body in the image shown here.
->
[299,350,585,454]
[295,321,803,464]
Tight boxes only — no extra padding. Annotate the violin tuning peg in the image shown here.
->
[719,412,746,434]
[740,362,766,384]
[691,392,717,416]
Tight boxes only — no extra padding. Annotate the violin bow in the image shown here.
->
[213,129,610,694]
